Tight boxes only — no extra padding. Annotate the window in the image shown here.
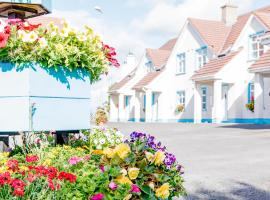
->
[196,46,208,69]
[177,91,185,105]
[176,53,186,74]
[146,61,155,72]
[248,83,254,103]
[125,96,130,108]
[249,31,265,60]
[201,87,207,111]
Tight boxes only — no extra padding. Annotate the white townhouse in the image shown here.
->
[109,3,270,124]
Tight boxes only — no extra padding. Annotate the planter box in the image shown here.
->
[0,62,91,132]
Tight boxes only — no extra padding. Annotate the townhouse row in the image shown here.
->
[109,3,270,124]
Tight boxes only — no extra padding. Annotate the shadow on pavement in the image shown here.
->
[218,124,270,130]
[184,182,270,200]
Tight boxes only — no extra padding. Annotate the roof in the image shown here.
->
[146,48,171,69]
[132,68,164,90]
[192,49,241,80]
[159,38,177,50]
[250,50,270,71]
[188,18,231,54]
[222,6,270,52]
[109,69,136,92]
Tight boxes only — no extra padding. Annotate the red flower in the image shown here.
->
[7,160,19,171]
[103,43,120,67]
[10,179,26,189]
[0,32,9,48]
[4,25,10,35]
[58,172,77,183]
[13,188,24,196]
[26,155,39,163]
[0,172,11,185]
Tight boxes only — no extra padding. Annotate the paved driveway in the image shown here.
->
[108,122,270,200]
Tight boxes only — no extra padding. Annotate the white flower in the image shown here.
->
[77,33,87,42]
[0,19,6,32]
[93,139,98,145]
[38,37,48,48]
[96,145,102,150]
[60,28,69,37]
[22,31,38,43]
[51,31,57,37]
[18,30,26,40]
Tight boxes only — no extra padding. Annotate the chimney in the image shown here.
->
[221,2,238,26]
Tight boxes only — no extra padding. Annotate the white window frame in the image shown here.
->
[176,53,186,74]
[196,46,208,70]
[249,31,265,60]
[201,87,207,111]
[177,91,186,106]
[248,83,255,103]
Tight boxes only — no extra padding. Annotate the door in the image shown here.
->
[152,93,159,121]
[125,96,131,121]
[222,85,229,121]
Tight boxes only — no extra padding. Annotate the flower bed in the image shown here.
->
[0,129,186,199]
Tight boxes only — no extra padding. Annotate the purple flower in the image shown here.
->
[164,153,176,168]
[177,164,184,174]
[130,184,141,193]
[91,193,105,200]
[108,182,118,191]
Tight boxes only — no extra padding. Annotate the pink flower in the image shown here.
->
[83,155,91,161]
[91,193,105,200]
[99,165,105,173]
[108,182,118,191]
[68,156,83,165]
[130,184,141,193]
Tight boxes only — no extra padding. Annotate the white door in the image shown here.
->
[222,85,229,121]
[264,77,270,117]
[152,93,159,121]
[125,96,131,121]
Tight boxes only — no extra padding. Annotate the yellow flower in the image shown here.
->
[128,167,140,180]
[115,175,132,185]
[20,165,29,171]
[145,152,154,162]
[123,194,132,200]
[153,151,166,166]
[115,143,131,160]
[92,149,103,155]
[38,37,48,48]
[155,183,170,199]
[76,147,84,152]
[43,159,52,166]
[103,148,115,158]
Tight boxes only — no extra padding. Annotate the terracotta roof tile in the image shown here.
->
[159,38,177,50]
[146,48,171,69]
[132,69,164,90]
[109,69,136,92]
[250,50,270,71]
[188,18,231,54]
[254,12,270,29]
[192,49,241,80]
[222,6,270,52]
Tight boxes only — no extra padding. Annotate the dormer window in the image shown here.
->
[249,31,265,60]
[196,46,208,70]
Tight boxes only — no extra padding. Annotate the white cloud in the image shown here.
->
[131,0,256,38]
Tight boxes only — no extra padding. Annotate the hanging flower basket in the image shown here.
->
[175,104,185,114]
[246,99,255,112]
[0,19,119,132]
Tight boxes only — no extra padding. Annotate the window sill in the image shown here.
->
[176,72,186,76]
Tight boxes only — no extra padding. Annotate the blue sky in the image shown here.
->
[51,0,270,64]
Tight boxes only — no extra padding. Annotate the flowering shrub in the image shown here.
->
[0,18,119,82]
[0,131,186,199]
[175,104,185,114]
[246,99,255,112]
